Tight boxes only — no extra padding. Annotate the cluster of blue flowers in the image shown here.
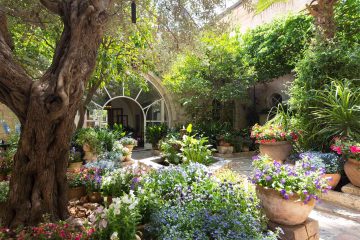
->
[139,163,277,240]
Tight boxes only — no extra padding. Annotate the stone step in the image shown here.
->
[315,200,360,224]
[342,183,360,196]
[320,190,360,211]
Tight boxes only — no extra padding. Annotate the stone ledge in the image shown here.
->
[320,190,360,211]
[268,218,319,240]
[342,183,360,197]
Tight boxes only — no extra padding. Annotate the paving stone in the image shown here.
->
[321,190,360,211]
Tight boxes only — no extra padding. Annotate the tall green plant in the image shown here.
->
[312,80,360,140]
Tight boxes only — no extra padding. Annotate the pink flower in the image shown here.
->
[350,146,360,154]
[331,145,342,155]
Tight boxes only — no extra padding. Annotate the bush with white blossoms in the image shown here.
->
[119,137,138,146]
[89,191,141,240]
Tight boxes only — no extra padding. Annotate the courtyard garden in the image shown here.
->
[0,0,359,239]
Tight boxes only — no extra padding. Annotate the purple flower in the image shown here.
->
[265,175,272,181]
[252,155,260,161]
[280,179,286,184]
[283,193,289,200]
[280,189,286,195]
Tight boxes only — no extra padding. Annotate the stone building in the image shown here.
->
[0,0,312,142]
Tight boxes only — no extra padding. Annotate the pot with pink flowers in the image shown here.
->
[331,138,360,187]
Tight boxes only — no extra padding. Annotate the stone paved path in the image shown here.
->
[133,150,360,240]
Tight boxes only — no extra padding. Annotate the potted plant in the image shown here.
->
[251,124,298,163]
[146,124,168,154]
[75,128,102,163]
[251,155,330,225]
[299,152,343,189]
[68,147,83,170]
[67,169,86,200]
[119,137,138,153]
[81,167,103,203]
[331,138,360,187]
[216,132,234,154]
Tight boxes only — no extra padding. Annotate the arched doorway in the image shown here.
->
[104,97,145,146]
[85,75,170,146]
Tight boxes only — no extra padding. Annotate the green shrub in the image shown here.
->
[145,124,168,149]
[75,128,102,155]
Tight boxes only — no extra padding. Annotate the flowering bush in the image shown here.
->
[299,151,343,174]
[81,167,104,192]
[112,141,130,157]
[89,192,141,240]
[0,181,9,203]
[252,155,330,203]
[251,124,299,144]
[331,137,360,161]
[0,222,96,240]
[67,170,84,188]
[101,167,138,197]
[119,137,138,146]
[138,163,277,239]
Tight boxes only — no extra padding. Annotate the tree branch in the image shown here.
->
[0,12,32,123]
[39,0,61,15]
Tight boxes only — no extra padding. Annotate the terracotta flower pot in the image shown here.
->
[256,185,315,225]
[88,192,103,203]
[344,158,360,187]
[322,173,341,189]
[68,162,83,170]
[124,144,134,152]
[259,141,292,163]
[68,186,86,200]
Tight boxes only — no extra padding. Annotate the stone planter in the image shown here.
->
[256,185,315,225]
[217,145,234,154]
[68,162,83,170]
[259,141,292,163]
[88,192,103,203]
[68,186,86,200]
[344,158,360,188]
[322,173,341,189]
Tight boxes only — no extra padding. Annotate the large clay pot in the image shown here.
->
[344,158,360,187]
[68,186,86,200]
[124,144,134,152]
[322,173,341,189]
[256,185,315,225]
[68,162,83,170]
[259,141,292,163]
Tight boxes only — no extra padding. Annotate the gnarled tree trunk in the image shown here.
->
[0,0,111,227]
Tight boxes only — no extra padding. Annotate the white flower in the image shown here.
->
[99,219,108,229]
[110,232,119,240]
[114,206,121,215]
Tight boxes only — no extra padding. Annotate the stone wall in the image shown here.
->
[220,0,312,33]
[0,104,19,140]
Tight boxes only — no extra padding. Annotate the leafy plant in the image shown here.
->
[90,193,141,240]
[75,128,102,155]
[69,147,82,163]
[145,124,168,149]
[311,80,360,140]
[101,168,136,197]
[159,137,182,165]
[67,170,84,188]
[251,155,330,203]
[119,137,138,146]
[181,135,215,165]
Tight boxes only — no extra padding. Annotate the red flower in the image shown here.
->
[350,146,360,154]
[331,145,342,155]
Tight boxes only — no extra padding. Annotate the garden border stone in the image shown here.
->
[268,218,319,240]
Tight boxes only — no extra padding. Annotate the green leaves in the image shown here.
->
[312,80,360,140]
